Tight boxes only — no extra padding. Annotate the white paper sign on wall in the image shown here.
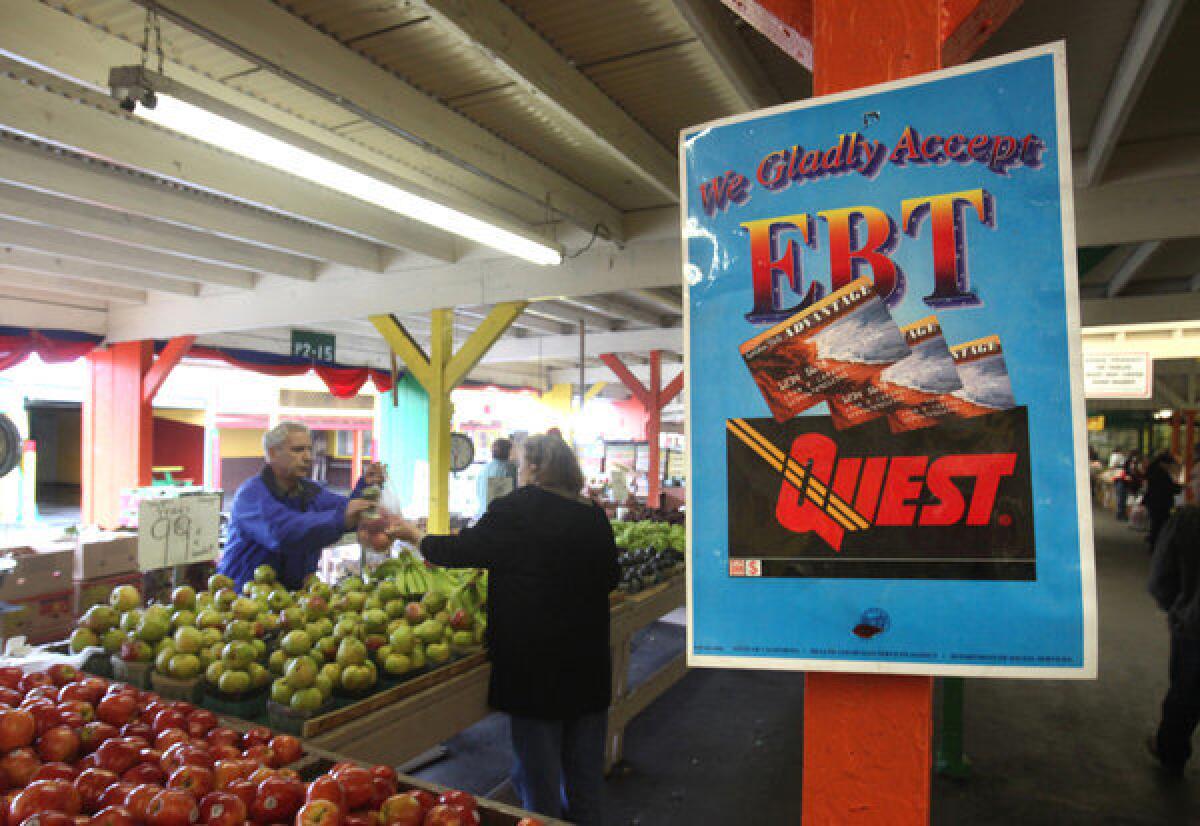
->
[1083,353,1152,399]
[137,494,222,571]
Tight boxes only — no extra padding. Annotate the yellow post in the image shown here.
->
[370,302,527,533]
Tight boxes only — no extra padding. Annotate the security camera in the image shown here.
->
[108,66,157,113]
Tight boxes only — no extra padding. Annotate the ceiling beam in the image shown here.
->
[1079,0,1185,188]
[455,307,567,336]
[0,247,199,298]
[0,295,106,334]
[416,0,677,200]
[0,66,459,263]
[0,138,385,271]
[1082,292,1200,328]
[550,361,684,387]
[0,218,257,290]
[0,267,144,305]
[0,185,318,281]
[523,303,617,332]
[107,238,681,341]
[628,287,684,315]
[134,0,625,240]
[669,0,784,110]
[479,327,683,365]
[1105,241,1162,298]
[556,294,667,327]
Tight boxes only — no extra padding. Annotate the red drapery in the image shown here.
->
[0,331,101,371]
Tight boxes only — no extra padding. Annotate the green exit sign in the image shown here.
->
[291,329,336,362]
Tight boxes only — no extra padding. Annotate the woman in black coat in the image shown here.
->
[390,434,619,824]
[1144,451,1183,551]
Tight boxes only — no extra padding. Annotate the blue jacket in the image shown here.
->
[475,459,519,517]
[218,467,367,590]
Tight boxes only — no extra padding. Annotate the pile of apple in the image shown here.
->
[0,666,543,826]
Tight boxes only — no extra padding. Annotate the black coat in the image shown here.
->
[1144,461,1182,515]
[420,485,620,719]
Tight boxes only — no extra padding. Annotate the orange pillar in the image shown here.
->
[351,429,364,485]
[83,341,153,528]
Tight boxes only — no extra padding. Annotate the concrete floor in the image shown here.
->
[413,508,1198,823]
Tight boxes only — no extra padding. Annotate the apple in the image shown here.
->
[94,740,140,774]
[215,672,250,696]
[421,805,472,826]
[32,763,78,783]
[197,791,246,826]
[89,806,136,826]
[368,777,395,810]
[95,696,136,728]
[73,768,118,813]
[0,709,36,750]
[120,763,164,786]
[95,783,133,813]
[242,728,272,750]
[110,587,141,613]
[154,728,188,751]
[304,777,342,808]
[77,722,117,756]
[119,722,152,743]
[331,768,372,812]
[38,726,81,763]
[145,790,199,826]
[171,587,197,611]
[161,743,213,774]
[250,776,304,824]
[222,781,255,814]
[294,800,340,826]
[1,748,42,787]
[120,785,158,821]
[11,780,81,821]
[339,814,373,826]
[18,812,75,826]
[168,766,214,800]
[152,710,187,736]
[514,820,545,826]
[377,794,422,826]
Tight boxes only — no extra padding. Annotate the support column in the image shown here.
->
[1171,413,1181,458]
[371,303,526,533]
[599,350,683,508]
[351,429,364,485]
[83,337,195,527]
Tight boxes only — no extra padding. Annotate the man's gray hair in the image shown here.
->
[263,421,310,456]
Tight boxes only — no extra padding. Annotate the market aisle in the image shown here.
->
[421,507,1194,824]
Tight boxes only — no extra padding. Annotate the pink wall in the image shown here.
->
[152,418,204,485]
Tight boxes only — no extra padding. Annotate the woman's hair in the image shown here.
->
[492,438,513,460]
[523,433,584,493]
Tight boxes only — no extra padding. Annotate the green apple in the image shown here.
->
[171,586,197,610]
[383,653,411,676]
[196,609,223,630]
[280,630,312,657]
[155,648,174,673]
[266,590,291,611]
[363,595,383,613]
[421,591,447,615]
[110,584,141,612]
[248,662,270,689]
[101,629,124,654]
[388,626,414,655]
[171,609,197,630]
[345,592,366,612]
[268,650,286,675]
[221,641,256,669]
[253,564,276,585]
[214,588,237,610]
[415,620,444,646]
[284,656,318,690]
[69,627,99,653]
[333,618,359,639]
[376,581,399,604]
[362,609,388,634]
[201,628,222,648]
[231,598,259,622]
[136,615,170,644]
[426,643,450,664]
[218,669,251,695]
[120,609,143,633]
[205,660,226,685]
[404,603,426,626]
[258,613,280,633]
[281,606,305,630]
[338,578,365,594]
[336,637,367,667]
[124,638,153,662]
[174,626,203,655]
[339,664,371,693]
[307,581,332,603]
[451,631,475,650]
[170,653,202,679]
[207,573,234,592]
[270,678,293,705]
[82,605,118,633]
[410,644,426,670]
[317,636,338,661]
[251,639,267,661]
[289,687,323,713]
[315,674,334,699]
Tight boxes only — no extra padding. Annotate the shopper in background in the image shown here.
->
[475,436,519,519]
[1147,505,1200,776]
[1144,451,1183,551]
[1119,451,1144,523]
[389,433,619,824]
[219,422,382,589]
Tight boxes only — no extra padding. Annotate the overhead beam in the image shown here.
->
[0,185,318,281]
[134,0,625,240]
[456,306,567,335]
[1082,292,1200,328]
[416,0,677,199]
[0,66,458,263]
[0,138,385,271]
[629,287,684,315]
[0,295,106,334]
[479,327,682,365]
[557,294,667,327]
[1079,0,1185,188]
[523,302,618,332]
[550,362,684,386]
[107,238,681,341]
[0,267,144,305]
[670,0,784,110]
[143,336,197,404]
[719,0,814,68]
[0,247,200,298]
[1105,241,1162,298]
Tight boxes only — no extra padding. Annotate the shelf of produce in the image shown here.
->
[304,575,687,774]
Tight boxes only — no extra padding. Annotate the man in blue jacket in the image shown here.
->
[218,421,382,590]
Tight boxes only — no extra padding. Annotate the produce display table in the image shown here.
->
[307,576,687,771]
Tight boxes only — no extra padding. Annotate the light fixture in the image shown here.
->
[1154,408,1174,420]
[111,69,562,267]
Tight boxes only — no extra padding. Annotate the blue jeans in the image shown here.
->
[509,711,607,824]
[1156,632,1200,769]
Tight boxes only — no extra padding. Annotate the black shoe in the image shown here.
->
[1146,735,1185,778]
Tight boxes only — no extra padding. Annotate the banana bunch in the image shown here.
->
[447,571,488,623]
[385,550,434,597]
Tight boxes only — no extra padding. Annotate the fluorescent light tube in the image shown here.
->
[137,95,563,266]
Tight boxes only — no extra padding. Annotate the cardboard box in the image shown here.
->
[0,546,73,602]
[0,590,74,644]
[73,572,142,617]
[75,534,139,580]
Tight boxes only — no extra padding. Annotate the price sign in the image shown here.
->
[291,329,336,362]
[137,493,222,571]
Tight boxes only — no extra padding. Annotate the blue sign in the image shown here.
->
[682,45,1097,677]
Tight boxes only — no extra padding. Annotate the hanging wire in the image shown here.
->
[140,4,165,75]
[565,224,611,259]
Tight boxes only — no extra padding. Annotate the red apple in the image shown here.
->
[339,814,373,826]
[56,685,94,707]
[120,723,152,744]
[304,778,342,808]
[32,763,77,783]
[138,748,162,766]
[46,666,78,688]
[155,730,188,752]
[334,769,372,812]
[268,737,302,768]
[222,782,254,815]
[241,729,271,750]
[421,806,468,826]
[95,697,136,728]
[88,806,135,826]
[0,668,22,690]
[161,744,212,774]
[29,704,64,738]
[11,780,81,821]
[18,812,75,826]
[38,727,81,763]
[242,745,274,768]
[144,791,198,826]
[405,792,434,817]
[368,778,394,811]
[78,723,118,755]
[76,681,108,707]
[0,687,22,707]
[73,769,118,814]
[185,711,215,735]
[196,792,245,826]
[121,763,165,786]
[294,801,340,826]
[96,784,134,812]
[211,760,255,791]
[94,740,140,775]
[208,745,239,763]
[514,820,545,826]
[0,709,36,751]
[151,711,186,737]
[119,786,158,822]
[19,673,52,694]
[167,767,213,800]
[251,776,305,825]
[377,795,422,826]
[368,767,395,785]
[0,749,41,787]
[204,729,237,750]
